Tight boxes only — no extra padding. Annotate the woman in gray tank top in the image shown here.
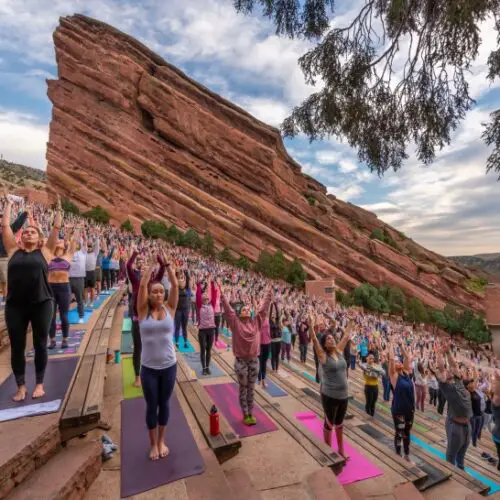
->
[137,255,178,461]
[309,313,352,461]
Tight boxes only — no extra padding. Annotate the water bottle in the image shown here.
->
[210,405,220,436]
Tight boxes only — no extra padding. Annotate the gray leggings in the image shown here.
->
[234,357,259,416]
[446,418,471,469]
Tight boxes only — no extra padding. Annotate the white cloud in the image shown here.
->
[327,184,364,201]
[338,159,357,173]
[315,150,341,165]
[0,110,48,169]
[236,97,289,128]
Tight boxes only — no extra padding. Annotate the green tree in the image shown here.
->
[286,258,307,287]
[120,218,133,232]
[405,298,428,324]
[269,250,288,280]
[255,250,273,276]
[165,224,183,244]
[219,247,235,264]
[443,303,461,335]
[83,206,110,224]
[141,220,168,239]
[380,285,406,315]
[335,289,345,304]
[180,228,202,249]
[201,232,216,257]
[234,1,500,178]
[61,199,80,215]
[236,256,251,271]
[464,316,490,345]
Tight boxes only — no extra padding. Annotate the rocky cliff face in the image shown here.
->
[46,14,484,313]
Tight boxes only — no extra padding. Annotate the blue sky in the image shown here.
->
[0,0,499,256]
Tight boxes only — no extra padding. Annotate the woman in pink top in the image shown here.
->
[219,282,272,426]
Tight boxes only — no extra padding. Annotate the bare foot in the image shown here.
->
[261,380,267,388]
[12,386,27,402]
[339,450,350,461]
[32,384,45,399]
[149,445,159,460]
[132,378,141,388]
[158,442,169,458]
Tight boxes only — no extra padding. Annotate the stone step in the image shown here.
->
[224,468,262,500]
[306,469,351,500]
[394,482,425,500]
[0,414,60,499]
[7,440,101,500]
[185,447,234,500]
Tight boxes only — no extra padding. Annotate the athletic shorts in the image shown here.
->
[321,393,348,427]
[0,257,8,284]
[86,270,96,288]
[95,267,102,282]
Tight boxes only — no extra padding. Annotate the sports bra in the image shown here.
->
[48,257,71,273]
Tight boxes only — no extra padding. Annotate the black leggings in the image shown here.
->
[141,364,177,429]
[50,283,71,339]
[103,269,111,291]
[199,328,215,369]
[270,341,281,371]
[365,385,378,417]
[392,411,414,456]
[6,300,54,386]
[131,319,141,377]
[321,393,348,428]
[437,389,446,415]
[174,309,189,343]
[258,343,270,381]
[214,313,221,343]
[111,269,118,286]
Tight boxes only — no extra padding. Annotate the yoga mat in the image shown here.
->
[264,379,287,397]
[0,357,78,420]
[120,394,205,498]
[67,309,93,325]
[214,339,227,350]
[295,412,384,485]
[123,309,129,318]
[176,340,195,353]
[182,353,224,378]
[359,424,449,491]
[424,411,441,422]
[0,399,62,422]
[204,382,278,438]
[122,358,143,400]
[27,329,85,357]
[85,294,107,310]
[122,318,132,332]
[121,332,134,355]
[376,401,429,433]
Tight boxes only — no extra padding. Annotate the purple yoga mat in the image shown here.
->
[204,382,278,438]
[0,356,78,410]
[120,393,205,498]
[27,329,85,357]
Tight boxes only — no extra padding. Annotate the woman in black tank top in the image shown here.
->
[2,192,62,402]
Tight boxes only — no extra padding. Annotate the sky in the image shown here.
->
[0,0,499,257]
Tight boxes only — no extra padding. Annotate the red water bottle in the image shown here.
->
[210,405,220,436]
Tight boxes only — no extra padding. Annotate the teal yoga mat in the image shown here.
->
[121,331,134,354]
[67,309,93,324]
[176,340,195,353]
[122,318,132,332]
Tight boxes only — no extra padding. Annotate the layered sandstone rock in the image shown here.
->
[46,14,484,313]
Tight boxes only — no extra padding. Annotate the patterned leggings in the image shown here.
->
[234,357,259,416]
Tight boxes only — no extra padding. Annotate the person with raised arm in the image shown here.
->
[434,340,472,470]
[219,281,272,426]
[388,339,416,464]
[491,370,500,470]
[136,256,178,461]
[2,190,61,401]
[309,313,351,461]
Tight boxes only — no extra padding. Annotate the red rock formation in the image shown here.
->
[46,14,484,313]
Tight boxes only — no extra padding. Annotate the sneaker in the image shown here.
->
[206,367,212,375]
[201,368,207,376]
[78,318,84,324]
[243,415,252,426]
[48,339,56,349]
[61,339,69,349]
[248,415,257,426]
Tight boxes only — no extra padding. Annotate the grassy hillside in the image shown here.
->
[0,159,46,190]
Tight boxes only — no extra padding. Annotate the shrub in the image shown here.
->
[62,199,80,215]
[120,218,133,232]
[83,205,110,224]
[236,256,251,271]
[180,228,202,249]
[305,195,316,206]
[201,232,215,256]
[370,227,399,249]
[141,220,168,239]
[286,258,307,287]
[218,247,235,264]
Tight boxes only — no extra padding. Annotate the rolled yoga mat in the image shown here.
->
[27,329,85,357]
[120,393,205,498]
[0,356,78,422]
[204,382,278,438]
[295,412,384,485]
[182,352,224,378]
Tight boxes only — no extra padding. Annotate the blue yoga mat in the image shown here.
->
[121,332,134,354]
[264,379,287,397]
[86,294,107,310]
[183,353,224,378]
[122,318,132,332]
[67,309,93,325]
[176,340,195,353]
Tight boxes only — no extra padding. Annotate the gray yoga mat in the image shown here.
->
[120,393,205,498]
[0,356,78,419]
[182,352,224,378]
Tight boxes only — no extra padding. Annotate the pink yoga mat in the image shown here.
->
[205,382,278,438]
[294,412,383,484]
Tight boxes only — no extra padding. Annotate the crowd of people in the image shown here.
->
[2,192,499,469]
